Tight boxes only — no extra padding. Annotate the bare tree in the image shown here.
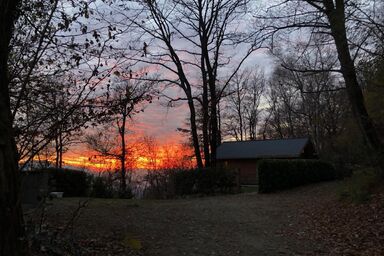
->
[261,46,349,152]
[10,0,128,169]
[87,78,152,197]
[139,135,160,170]
[112,0,261,167]
[260,0,384,170]
[243,69,265,140]
[222,68,265,141]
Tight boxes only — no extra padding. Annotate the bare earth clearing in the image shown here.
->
[30,181,369,255]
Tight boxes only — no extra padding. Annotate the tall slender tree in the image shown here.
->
[87,77,152,197]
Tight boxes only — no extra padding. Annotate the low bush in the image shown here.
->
[258,159,337,193]
[90,176,114,198]
[143,168,237,198]
[144,170,174,199]
[88,172,133,199]
[338,168,380,203]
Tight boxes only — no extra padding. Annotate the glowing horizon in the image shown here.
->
[58,142,195,172]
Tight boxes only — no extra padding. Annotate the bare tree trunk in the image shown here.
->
[199,5,219,167]
[201,58,211,167]
[188,98,204,168]
[202,92,211,167]
[59,131,63,169]
[164,35,203,168]
[217,99,222,144]
[209,86,219,167]
[54,130,63,169]
[55,136,59,169]
[236,87,244,141]
[0,0,27,255]
[119,113,127,196]
[324,0,384,170]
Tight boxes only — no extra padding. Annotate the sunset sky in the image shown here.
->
[61,96,194,171]
[60,50,273,171]
[51,0,275,171]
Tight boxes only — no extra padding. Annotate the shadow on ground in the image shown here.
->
[36,181,341,256]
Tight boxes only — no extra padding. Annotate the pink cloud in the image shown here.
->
[129,98,189,144]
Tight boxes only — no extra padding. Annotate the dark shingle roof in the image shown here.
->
[216,138,310,160]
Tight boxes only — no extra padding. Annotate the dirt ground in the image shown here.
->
[31,182,341,256]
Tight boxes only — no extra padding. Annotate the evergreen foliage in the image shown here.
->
[258,159,337,193]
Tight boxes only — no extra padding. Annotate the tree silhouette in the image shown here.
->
[0,0,27,255]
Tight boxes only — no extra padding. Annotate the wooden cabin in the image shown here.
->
[216,137,317,185]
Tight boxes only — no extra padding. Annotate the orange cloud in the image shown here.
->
[60,141,194,172]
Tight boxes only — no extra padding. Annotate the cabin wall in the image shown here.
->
[221,159,259,185]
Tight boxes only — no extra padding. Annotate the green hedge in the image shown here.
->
[173,169,196,195]
[258,159,336,193]
[194,168,237,194]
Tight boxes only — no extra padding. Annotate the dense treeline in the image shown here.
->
[4,0,384,176]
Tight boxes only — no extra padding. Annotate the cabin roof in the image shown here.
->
[216,137,311,160]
